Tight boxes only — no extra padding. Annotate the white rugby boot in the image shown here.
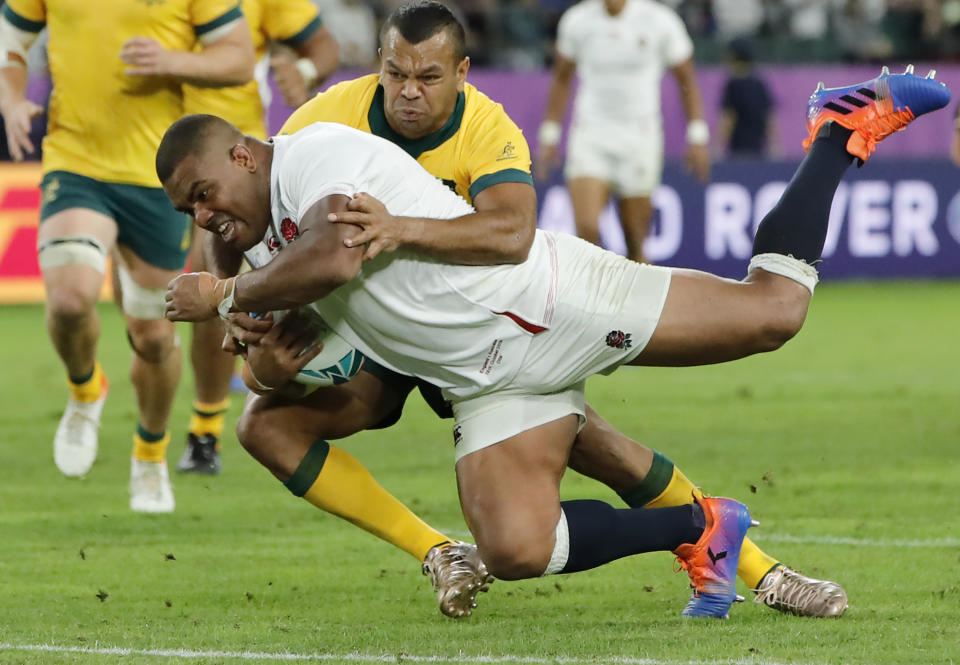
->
[129,458,175,513]
[422,541,494,618]
[753,565,848,617]
[53,386,107,477]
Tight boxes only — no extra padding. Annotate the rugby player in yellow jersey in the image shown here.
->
[215,1,846,618]
[178,0,339,476]
[0,0,255,513]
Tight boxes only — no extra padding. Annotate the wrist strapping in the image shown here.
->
[538,120,562,146]
[686,119,710,146]
[295,57,319,87]
[214,277,237,320]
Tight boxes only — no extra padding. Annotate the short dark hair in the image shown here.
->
[379,1,466,63]
[156,113,230,184]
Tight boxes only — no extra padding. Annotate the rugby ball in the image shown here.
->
[252,309,366,388]
[294,326,366,387]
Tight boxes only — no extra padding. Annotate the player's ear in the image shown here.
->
[229,143,256,172]
[456,56,469,90]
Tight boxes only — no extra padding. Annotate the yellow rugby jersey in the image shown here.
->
[3,0,243,186]
[281,74,533,204]
[184,0,321,139]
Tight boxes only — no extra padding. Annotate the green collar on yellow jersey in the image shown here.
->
[368,86,465,159]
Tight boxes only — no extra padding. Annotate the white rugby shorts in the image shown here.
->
[451,233,672,461]
[564,122,664,198]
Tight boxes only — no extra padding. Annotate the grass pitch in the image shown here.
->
[1,281,959,665]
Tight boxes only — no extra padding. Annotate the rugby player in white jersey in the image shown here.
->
[535,0,710,263]
[157,70,949,615]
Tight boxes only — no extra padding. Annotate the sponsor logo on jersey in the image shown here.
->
[605,330,632,350]
[453,425,463,446]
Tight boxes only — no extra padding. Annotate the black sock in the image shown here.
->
[751,122,854,264]
[558,500,705,574]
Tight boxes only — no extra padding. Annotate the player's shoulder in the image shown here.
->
[284,121,395,162]
[281,74,378,134]
[461,83,519,132]
[319,74,380,101]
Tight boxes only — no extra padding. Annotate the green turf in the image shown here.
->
[1,281,959,665]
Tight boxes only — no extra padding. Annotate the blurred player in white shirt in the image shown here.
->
[535,0,710,263]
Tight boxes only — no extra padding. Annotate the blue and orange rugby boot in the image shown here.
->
[674,496,756,619]
[803,65,951,164]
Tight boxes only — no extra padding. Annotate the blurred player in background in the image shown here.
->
[178,0,339,475]
[0,0,255,512]
[717,37,778,159]
[535,0,710,264]
[214,0,848,618]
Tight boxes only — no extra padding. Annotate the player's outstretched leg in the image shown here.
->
[803,65,950,163]
[422,540,494,618]
[674,497,755,619]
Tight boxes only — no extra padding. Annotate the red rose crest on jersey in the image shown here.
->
[280,217,299,241]
[605,330,633,350]
[266,235,281,253]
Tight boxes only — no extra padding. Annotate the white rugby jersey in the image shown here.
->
[557,0,693,129]
[245,122,559,400]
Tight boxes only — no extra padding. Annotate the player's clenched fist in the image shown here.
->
[165,272,235,322]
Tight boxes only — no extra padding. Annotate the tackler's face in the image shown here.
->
[163,146,269,253]
[379,27,469,140]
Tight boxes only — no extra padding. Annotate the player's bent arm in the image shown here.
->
[398,181,536,265]
[233,194,363,312]
[169,20,256,87]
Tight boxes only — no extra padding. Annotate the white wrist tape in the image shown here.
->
[541,509,570,576]
[216,278,236,320]
[295,57,319,86]
[748,253,819,295]
[538,120,562,147]
[686,119,710,146]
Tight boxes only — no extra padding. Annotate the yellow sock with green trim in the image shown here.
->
[133,425,170,463]
[68,361,106,403]
[618,451,779,590]
[285,440,451,562]
[189,398,230,444]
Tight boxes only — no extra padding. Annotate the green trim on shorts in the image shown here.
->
[468,169,534,202]
[284,439,331,497]
[39,171,191,271]
[281,16,322,48]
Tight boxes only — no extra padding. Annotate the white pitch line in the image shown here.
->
[753,533,960,548]
[0,643,824,665]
